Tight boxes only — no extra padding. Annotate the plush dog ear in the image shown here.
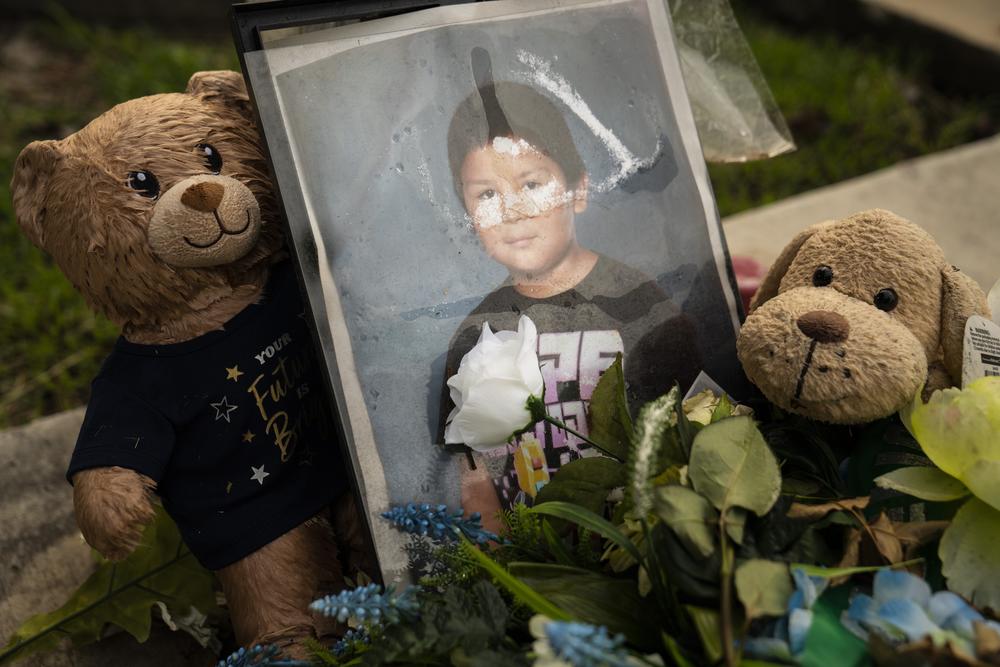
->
[11,139,62,249]
[186,70,253,119]
[939,266,990,383]
[748,220,834,312]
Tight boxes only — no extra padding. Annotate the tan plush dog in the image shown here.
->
[11,71,362,656]
[737,209,990,424]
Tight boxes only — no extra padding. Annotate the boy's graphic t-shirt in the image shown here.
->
[67,261,346,570]
[443,254,700,508]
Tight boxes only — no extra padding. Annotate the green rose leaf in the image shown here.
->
[724,506,747,545]
[533,456,626,517]
[685,606,723,664]
[587,353,633,461]
[509,563,659,651]
[654,485,718,558]
[734,559,793,620]
[874,466,970,502]
[940,497,1000,610]
[688,416,781,517]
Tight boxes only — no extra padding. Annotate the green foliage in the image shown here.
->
[685,606,724,664]
[533,457,626,517]
[509,563,658,650]
[711,2,998,217]
[531,502,642,566]
[0,505,218,665]
[734,559,792,620]
[939,498,1000,610]
[875,466,971,502]
[653,485,717,559]
[586,354,633,461]
[43,6,239,105]
[415,540,487,591]
[463,538,570,621]
[343,580,528,666]
[688,416,782,518]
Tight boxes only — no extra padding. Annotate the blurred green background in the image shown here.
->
[0,2,997,427]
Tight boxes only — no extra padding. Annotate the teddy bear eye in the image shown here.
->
[196,143,223,174]
[874,288,898,312]
[812,265,833,287]
[127,170,160,199]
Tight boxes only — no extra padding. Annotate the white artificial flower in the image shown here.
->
[445,315,545,451]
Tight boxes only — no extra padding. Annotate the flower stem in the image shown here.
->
[540,415,622,462]
[719,513,736,667]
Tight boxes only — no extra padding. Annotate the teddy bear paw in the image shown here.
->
[72,466,157,561]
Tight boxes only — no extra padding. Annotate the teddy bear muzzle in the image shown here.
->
[147,174,262,268]
[737,286,927,424]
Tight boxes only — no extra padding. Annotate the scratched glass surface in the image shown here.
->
[252,0,745,579]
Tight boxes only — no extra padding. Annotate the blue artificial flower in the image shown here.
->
[331,626,371,657]
[742,567,829,663]
[841,568,1000,653]
[309,583,420,625]
[529,615,635,667]
[382,502,498,544]
[215,643,310,667]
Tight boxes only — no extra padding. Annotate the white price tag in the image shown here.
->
[962,315,1000,387]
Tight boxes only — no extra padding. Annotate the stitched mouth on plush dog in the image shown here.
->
[183,208,253,249]
[737,287,927,424]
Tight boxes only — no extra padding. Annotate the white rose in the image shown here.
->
[444,315,545,451]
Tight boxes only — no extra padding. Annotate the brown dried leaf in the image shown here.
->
[786,496,870,520]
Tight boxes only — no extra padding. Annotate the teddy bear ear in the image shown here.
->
[939,266,990,383]
[748,220,835,312]
[11,139,62,248]
[186,70,253,118]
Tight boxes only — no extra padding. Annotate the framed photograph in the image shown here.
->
[235,0,745,583]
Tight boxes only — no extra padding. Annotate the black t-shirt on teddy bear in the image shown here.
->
[67,261,346,570]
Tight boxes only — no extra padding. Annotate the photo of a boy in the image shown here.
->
[442,49,700,525]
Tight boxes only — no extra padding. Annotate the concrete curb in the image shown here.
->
[0,409,213,666]
[723,133,1000,292]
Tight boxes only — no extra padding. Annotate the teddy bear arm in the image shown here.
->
[72,466,157,561]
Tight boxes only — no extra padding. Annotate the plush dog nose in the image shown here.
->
[181,181,225,212]
[797,310,850,343]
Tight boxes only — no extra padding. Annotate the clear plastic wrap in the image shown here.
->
[670,0,795,162]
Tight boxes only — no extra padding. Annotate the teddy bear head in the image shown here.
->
[11,70,283,343]
[737,208,989,425]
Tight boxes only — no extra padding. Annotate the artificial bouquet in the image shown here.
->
[6,314,1000,667]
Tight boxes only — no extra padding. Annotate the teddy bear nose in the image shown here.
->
[180,181,225,212]
[796,310,850,343]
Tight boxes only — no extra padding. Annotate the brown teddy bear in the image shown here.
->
[737,208,990,425]
[11,71,362,656]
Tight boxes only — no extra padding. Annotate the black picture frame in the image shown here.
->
[231,0,746,584]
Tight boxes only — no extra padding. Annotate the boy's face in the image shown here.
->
[460,138,587,279]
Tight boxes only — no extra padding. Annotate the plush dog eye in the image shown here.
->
[874,288,899,312]
[812,265,833,287]
[196,143,223,174]
[126,170,160,199]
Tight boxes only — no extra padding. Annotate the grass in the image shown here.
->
[712,2,998,215]
[0,5,995,427]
